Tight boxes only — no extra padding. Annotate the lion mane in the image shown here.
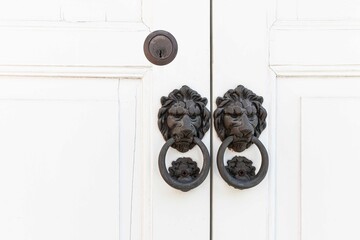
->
[158,85,210,143]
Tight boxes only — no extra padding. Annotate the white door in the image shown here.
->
[270,1,360,238]
[1,0,359,240]
[213,1,360,240]
[212,1,272,240]
[0,0,210,240]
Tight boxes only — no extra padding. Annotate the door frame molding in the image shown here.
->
[0,65,150,78]
[270,20,360,77]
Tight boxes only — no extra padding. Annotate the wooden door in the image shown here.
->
[2,0,358,239]
[213,0,360,240]
[0,0,210,240]
[271,1,360,239]
[212,1,272,239]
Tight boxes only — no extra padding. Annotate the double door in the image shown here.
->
[1,0,360,240]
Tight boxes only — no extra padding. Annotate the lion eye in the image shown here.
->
[230,113,239,118]
[247,111,254,117]
[190,114,197,119]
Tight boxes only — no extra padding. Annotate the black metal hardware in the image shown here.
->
[159,137,210,192]
[169,157,200,182]
[214,85,269,189]
[217,136,268,189]
[226,156,255,180]
[143,30,178,66]
[158,86,210,191]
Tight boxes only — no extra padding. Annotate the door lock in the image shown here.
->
[144,30,178,66]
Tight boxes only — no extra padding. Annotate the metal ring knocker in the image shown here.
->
[217,136,268,189]
[214,85,269,190]
[158,137,210,192]
[158,86,211,192]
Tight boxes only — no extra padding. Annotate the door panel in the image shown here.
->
[0,0,210,239]
[271,0,360,239]
[6,0,360,240]
[302,97,360,240]
[0,77,121,240]
[276,78,360,240]
[146,0,210,240]
[212,1,273,240]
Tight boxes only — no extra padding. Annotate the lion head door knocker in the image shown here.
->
[158,86,211,192]
[214,85,269,190]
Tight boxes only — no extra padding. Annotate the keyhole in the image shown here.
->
[151,39,171,60]
[144,30,178,65]
[181,170,188,177]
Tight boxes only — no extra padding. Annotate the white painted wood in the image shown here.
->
[276,78,360,240]
[298,0,360,20]
[142,0,210,239]
[270,64,360,77]
[270,21,360,67]
[276,79,303,240]
[270,11,360,240]
[9,0,360,240]
[0,0,142,22]
[276,0,298,20]
[0,0,210,239]
[302,97,360,240]
[0,65,150,78]
[212,1,275,240]
[0,77,119,100]
[276,0,360,21]
[0,21,149,66]
[118,79,142,240]
[0,77,150,240]
[0,77,121,240]
[0,0,61,21]
[215,1,360,240]
[61,0,142,22]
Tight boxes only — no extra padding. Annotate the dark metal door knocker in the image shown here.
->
[214,85,269,190]
[158,86,211,192]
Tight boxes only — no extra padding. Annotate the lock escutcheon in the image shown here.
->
[143,30,178,66]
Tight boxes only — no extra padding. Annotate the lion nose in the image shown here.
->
[182,129,194,138]
[181,115,192,126]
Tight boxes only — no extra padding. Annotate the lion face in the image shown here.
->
[158,86,210,153]
[166,100,202,152]
[214,85,267,152]
[222,100,257,151]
